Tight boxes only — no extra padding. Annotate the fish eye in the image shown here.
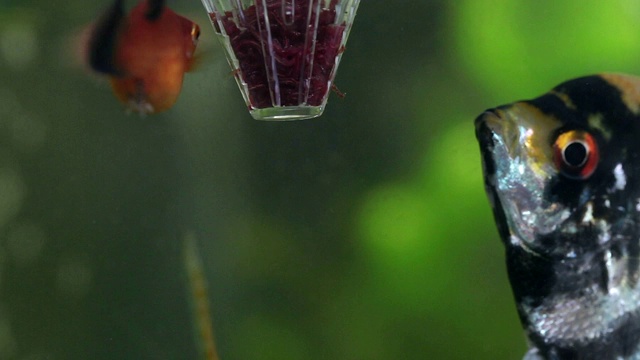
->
[553,130,599,179]
[191,24,201,42]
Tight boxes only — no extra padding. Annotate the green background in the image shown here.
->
[1,0,639,359]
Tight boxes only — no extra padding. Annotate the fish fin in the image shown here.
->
[145,0,165,21]
[87,0,126,75]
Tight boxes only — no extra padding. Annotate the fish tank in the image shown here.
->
[2,0,637,359]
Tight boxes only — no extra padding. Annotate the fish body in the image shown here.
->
[475,74,640,359]
[87,0,200,114]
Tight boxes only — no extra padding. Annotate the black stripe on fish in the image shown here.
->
[523,78,631,209]
[552,76,634,127]
[504,246,556,309]
[476,74,640,359]
[88,0,125,76]
[629,236,640,288]
[146,0,166,21]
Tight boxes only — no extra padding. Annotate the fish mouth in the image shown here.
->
[475,110,514,243]
[476,107,570,255]
[475,109,519,158]
[475,109,515,184]
[475,109,547,250]
[475,111,497,151]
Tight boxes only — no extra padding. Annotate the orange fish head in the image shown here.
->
[87,0,201,115]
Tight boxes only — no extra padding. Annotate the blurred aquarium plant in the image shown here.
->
[0,0,639,359]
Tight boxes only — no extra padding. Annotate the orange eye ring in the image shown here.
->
[553,130,599,179]
[191,24,201,43]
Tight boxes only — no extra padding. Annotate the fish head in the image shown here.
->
[476,103,567,256]
[477,74,640,358]
[476,74,640,260]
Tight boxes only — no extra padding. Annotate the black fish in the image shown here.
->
[475,74,640,360]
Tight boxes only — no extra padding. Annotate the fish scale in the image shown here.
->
[475,74,640,359]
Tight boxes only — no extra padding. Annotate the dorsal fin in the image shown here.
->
[88,0,126,75]
[145,0,165,21]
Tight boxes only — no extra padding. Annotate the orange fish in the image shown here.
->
[87,0,200,114]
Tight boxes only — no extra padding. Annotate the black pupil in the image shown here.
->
[563,141,588,167]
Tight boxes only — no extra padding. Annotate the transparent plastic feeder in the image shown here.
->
[201,0,360,121]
